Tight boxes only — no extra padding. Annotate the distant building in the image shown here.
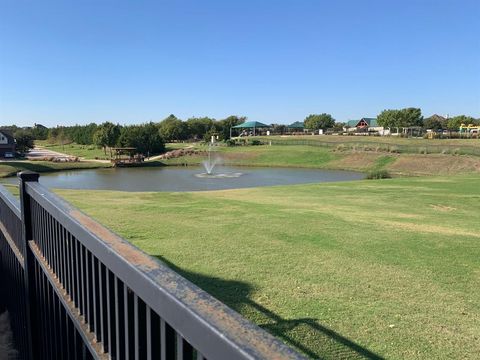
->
[0,130,16,157]
[344,118,385,133]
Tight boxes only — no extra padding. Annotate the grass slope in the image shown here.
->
[0,161,110,178]
[259,135,480,148]
[57,175,480,359]
[35,141,109,159]
[162,145,480,176]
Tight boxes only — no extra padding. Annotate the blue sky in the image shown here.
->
[1,0,479,127]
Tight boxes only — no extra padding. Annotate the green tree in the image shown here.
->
[423,115,447,130]
[31,124,49,140]
[446,115,476,131]
[158,115,188,141]
[186,117,215,140]
[93,122,121,155]
[14,130,35,153]
[376,109,399,128]
[377,108,423,128]
[304,114,335,130]
[271,123,287,135]
[400,108,423,127]
[333,122,346,132]
[217,115,246,139]
[118,123,165,155]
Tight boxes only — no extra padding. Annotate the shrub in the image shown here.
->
[418,147,428,154]
[225,139,236,147]
[366,169,391,179]
[389,146,400,153]
[335,144,347,152]
[250,139,262,146]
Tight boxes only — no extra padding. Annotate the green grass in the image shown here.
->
[35,141,110,159]
[258,135,480,147]
[162,145,341,168]
[0,160,111,178]
[57,175,480,359]
[256,136,480,157]
[162,144,480,176]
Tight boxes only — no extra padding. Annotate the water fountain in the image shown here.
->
[202,145,218,175]
[195,145,243,178]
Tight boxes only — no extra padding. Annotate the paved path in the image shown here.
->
[26,146,74,160]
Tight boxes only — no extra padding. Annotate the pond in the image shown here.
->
[5,166,364,192]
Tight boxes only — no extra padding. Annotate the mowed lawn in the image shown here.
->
[57,175,480,359]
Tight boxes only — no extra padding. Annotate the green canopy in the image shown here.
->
[232,121,269,128]
[288,121,305,129]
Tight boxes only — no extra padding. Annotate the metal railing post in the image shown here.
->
[19,171,40,360]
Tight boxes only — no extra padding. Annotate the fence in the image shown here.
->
[263,138,480,156]
[0,171,305,360]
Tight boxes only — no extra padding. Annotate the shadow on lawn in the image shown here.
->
[3,161,56,172]
[155,255,384,360]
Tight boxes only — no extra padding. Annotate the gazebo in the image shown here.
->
[231,121,270,137]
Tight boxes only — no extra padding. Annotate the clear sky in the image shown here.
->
[1,0,479,127]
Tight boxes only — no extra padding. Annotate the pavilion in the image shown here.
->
[287,121,305,132]
[231,121,270,137]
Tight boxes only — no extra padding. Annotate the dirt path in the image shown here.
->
[26,146,73,159]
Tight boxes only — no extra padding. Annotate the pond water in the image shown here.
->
[5,166,364,192]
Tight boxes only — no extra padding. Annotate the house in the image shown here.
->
[344,118,385,134]
[0,130,16,157]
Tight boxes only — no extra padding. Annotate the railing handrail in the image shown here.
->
[25,181,305,360]
[0,183,21,218]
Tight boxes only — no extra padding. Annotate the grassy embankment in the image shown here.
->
[258,135,480,147]
[57,174,480,359]
[162,144,480,176]
[0,161,110,178]
[35,138,480,177]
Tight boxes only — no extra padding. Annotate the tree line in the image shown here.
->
[302,109,479,131]
[4,115,247,155]
[3,109,479,154]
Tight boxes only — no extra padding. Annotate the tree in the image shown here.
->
[376,109,399,128]
[333,122,346,132]
[158,115,188,141]
[31,124,49,140]
[93,122,121,155]
[377,108,423,128]
[271,123,287,135]
[118,123,165,155]
[217,115,246,139]
[304,114,335,130]
[400,108,423,127]
[423,115,447,130]
[186,117,215,140]
[14,130,35,153]
[446,115,476,131]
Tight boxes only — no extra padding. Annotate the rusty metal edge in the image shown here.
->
[29,240,108,360]
[25,181,307,360]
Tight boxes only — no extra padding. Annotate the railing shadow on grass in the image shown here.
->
[154,255,384,360]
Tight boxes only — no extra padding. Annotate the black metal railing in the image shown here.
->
[0,171,306,360]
